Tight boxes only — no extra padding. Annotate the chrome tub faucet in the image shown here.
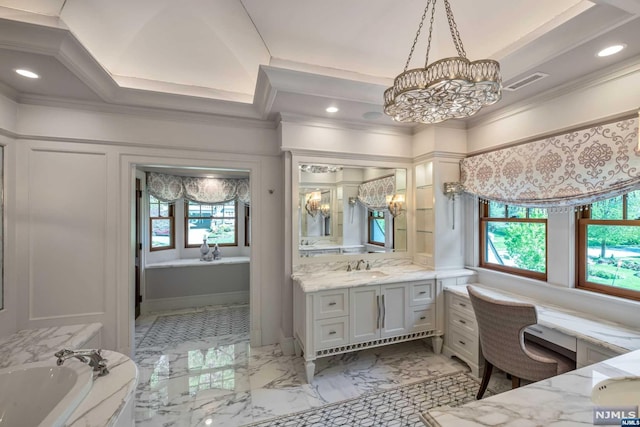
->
[55,349,109,376]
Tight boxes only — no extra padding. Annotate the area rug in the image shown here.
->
[244,370,490,427]
[138,305,249,347]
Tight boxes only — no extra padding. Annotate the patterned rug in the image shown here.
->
[139,305,249,347]
[243,371,490,427]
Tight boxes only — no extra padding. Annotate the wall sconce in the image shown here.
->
[320,203,331,218]
[305,191,322,217]
[386,194,405,218]
[443,182,465,230]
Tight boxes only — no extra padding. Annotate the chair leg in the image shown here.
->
[476,360,493,400]
[512,375,521,389]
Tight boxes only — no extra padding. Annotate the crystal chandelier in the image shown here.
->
[384,0,502,124]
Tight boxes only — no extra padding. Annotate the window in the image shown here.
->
[368,210,386,246]
[480,201,547,280]
[149,195,174,251]
[185,200,237,247]
[577,191,640,301]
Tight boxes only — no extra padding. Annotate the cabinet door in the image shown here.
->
[380,283,409,338]
[350,286,380,343]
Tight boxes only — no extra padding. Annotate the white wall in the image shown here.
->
[1,102,283,354]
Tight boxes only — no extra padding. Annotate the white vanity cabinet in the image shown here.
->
[576,339,624,368]
[443,289,484,377]
[293,278,442,383]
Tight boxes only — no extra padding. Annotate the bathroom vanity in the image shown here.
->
[292,262,474,382]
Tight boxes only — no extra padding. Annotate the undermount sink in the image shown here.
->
[591,376,640,406]
[0,360,93,427]
[350,270,388,279]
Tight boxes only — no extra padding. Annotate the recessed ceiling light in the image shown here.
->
[326,106,339,113]
[597,44,625,57]
[15,69,39,79]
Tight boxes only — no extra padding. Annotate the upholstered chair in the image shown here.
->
[466,285,574,399]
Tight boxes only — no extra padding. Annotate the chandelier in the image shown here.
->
[384,0,502,124]
[305,191,322,217]
[386,194,405,218]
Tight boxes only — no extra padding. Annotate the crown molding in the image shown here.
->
[17,94,277,130]
[284,147,413,164]
[278,112,413,137]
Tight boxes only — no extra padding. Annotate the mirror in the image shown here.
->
[298,163,407,258]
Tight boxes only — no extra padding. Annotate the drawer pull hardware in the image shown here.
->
[419,291,427,295]
[459,303,466,308]
[376,295,381,328]
[529,327,543,334]
[459,319,466,324]
[381,294,386,328]
[458,340,466,345]
[329,331,336,335]
[328,302,337,306]
[420,316,426,320]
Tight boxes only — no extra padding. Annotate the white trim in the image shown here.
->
[279,329,295,356]
[141,291,249,314]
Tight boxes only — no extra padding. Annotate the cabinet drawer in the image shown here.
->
[314,289,349,320]
[410,281,434,306]
[315,316,349,350]
[410,306,435,332]
[448,306,477,336]
[450,293,473,315]
[448,326,478,361]
[525,325,576,352]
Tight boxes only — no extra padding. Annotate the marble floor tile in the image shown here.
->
[134,305,507,427]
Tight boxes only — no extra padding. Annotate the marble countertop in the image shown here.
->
[0,323,102,368]
[422,349,640,426]
[146,255,250,268]
[293,265,475,293]
[0,324,137,427]
[446,284,640,353]
[299,244,364,250]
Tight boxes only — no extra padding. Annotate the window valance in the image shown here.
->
[357,175,395,210]
[460,117,639,208]
[147,172,250,205]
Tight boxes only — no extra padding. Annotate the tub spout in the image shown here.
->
[55,349,109,376]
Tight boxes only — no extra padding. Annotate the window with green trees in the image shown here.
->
[149,195,175,251]
[185,200,237,247]
[577,190,640,301]
[368,210,386,246]
[480,201,547,280]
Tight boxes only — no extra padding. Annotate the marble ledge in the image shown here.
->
[145,255,250,269]
[292,264,475,293]
[0,324,137,427]
[66,350,138,427]
[445,284,640,353]
[422,349,640,427]
[0,322,102,369]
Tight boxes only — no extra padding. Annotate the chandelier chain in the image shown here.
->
[443,0,466,58]
[403,0,433,72]
[423,1,437,68]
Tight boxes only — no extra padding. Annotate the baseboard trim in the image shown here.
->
[141,291,249,314]
[279,329,295,356]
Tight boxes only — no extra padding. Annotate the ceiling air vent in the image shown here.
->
[503,72,549,91]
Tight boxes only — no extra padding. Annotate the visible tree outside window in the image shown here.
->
[149,195,174,251]
[480,201,547,280]
[578,190,640,301]
[185,200,237,247]
[368,210,386,246]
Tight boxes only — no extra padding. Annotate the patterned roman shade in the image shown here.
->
[357,175,395,210]
[147,172,250,204]
[460,117,640,208]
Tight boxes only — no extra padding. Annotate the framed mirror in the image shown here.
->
[296,162,407,259]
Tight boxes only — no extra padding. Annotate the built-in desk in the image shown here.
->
[423,284,640,427]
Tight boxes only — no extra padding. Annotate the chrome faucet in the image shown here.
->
[356,259,366,270]
[55,349,109,376]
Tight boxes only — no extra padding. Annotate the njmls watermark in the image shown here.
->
[593,406,638,425]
